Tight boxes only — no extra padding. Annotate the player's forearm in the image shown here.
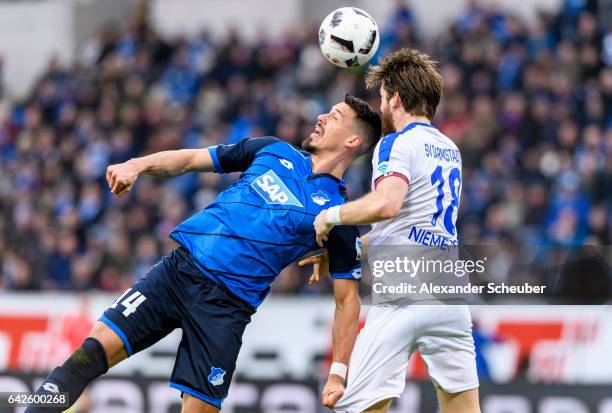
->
[331,291,360,365]
[326,178,407,228]
[128,149,214,178]
[337,191,399,225]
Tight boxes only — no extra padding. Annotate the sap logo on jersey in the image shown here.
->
[252,170,304,207]
[208,367,226,386]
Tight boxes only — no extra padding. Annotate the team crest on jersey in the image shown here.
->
[252,170,303,207]
[311,190,330,206]
[208,367,226,386]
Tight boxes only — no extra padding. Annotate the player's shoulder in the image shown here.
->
[251,136,313,175]
[403,123,459,152]
[256,136,308,157]
[375,129,405,158]
[378,122,433,149]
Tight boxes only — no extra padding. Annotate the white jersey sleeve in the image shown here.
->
[371,131,416,187]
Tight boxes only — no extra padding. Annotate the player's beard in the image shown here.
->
[381,105,395,135]
[301,136,318,154]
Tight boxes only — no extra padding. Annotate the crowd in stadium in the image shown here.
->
[0,0,610,293]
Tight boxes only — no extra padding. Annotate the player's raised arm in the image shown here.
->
[106,136,281,197]
[105,148,215,197]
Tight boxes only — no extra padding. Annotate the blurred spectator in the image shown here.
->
[0,1,609,295]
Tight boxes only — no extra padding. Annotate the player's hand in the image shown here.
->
[106,161,141,197]
[322,374,345,408]
[298,251,330,284]
[314,210,335,247]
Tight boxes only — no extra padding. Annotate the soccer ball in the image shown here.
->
[318,7,380,68]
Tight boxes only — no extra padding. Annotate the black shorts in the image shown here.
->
[100,248,255,409]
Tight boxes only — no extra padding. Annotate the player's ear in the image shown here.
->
[391,91,402,109]
[345,133,362,150]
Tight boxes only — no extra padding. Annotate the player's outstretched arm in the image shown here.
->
[323,279,360,408]
[106,148,215,197]
[314,176,407,245]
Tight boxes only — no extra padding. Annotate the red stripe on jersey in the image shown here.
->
[374,172,409,188]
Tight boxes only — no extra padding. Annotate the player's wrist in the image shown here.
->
[127,158,145,174]
[328,374,345,384]
[326,206,343,226]
[329,361,348,380]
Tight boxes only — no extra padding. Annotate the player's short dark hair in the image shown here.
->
[344,94,382,154]
[365,48,443,120]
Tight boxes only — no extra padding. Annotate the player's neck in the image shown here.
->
[311,151,351,180]
[394,112,431,132]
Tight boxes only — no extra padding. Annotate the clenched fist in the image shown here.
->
[106,160,141,197]
[322,374,345,409]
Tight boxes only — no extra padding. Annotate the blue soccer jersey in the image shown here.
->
[170,137,361,308]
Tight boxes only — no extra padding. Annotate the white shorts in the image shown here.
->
[333,304,479,413]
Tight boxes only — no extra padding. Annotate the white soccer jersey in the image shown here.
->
[369,122,462,247]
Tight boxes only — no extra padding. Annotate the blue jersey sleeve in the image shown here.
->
[208,136,280,173]
[328,226,361,281]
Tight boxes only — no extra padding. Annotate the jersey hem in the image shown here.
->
[333,392,402,413]
[435,381,480,394]
[208,146,224,173]
[374,172,409,187]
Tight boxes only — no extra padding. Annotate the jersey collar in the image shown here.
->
[306,157,347,188]
[400,122,434,134]
[308,172,346,188]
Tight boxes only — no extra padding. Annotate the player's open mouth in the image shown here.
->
[313,125,323,137]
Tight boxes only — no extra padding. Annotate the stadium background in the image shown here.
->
[0,0,610,411]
